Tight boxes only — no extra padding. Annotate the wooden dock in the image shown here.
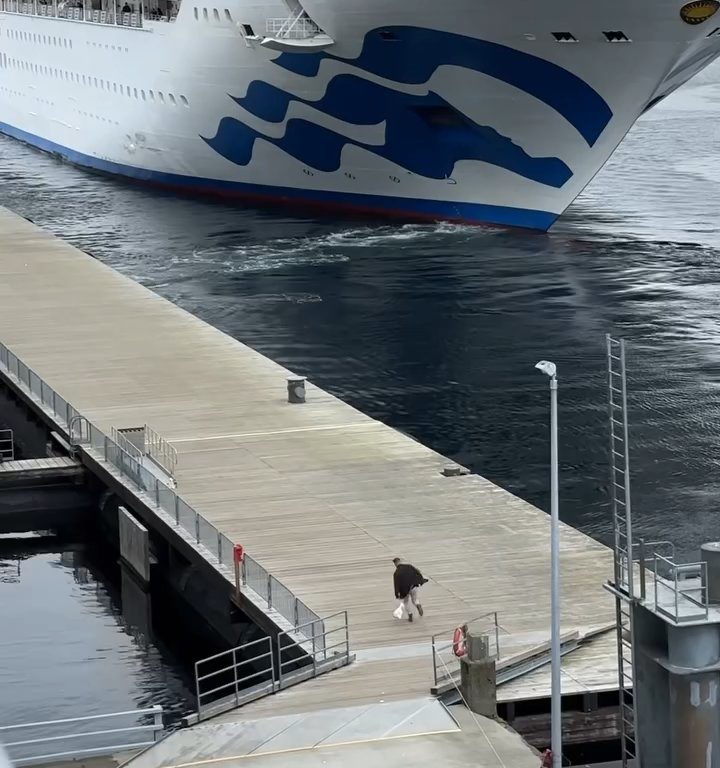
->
[0,206,617,721]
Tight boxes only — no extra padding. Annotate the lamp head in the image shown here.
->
[535,360,557,378]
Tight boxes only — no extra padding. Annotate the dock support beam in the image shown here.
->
[460,631,496,717]
[668,624,720,768]
[119,505,150,583]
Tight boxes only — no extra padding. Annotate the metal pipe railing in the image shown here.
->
[651,552,708,622]
[0,707,164,767]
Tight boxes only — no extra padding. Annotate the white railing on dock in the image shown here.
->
[0,707,164,766]
[0,341,323,640]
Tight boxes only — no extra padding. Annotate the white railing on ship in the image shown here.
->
[265,15,321,39]
[1,0,177,25]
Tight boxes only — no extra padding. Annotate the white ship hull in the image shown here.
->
[1,0,720,229]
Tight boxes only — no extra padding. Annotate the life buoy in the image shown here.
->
[452,626,467,657]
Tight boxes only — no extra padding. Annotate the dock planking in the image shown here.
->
[0,206,616,713]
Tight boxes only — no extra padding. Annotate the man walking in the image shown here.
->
[393,557,428,622]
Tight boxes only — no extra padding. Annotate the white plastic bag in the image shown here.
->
[393,602,406,620]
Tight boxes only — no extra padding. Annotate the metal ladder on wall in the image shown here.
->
[606,334,637,768]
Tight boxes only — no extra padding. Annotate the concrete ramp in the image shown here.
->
[125,698,458,768]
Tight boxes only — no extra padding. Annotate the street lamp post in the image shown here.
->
[535,359,561,768]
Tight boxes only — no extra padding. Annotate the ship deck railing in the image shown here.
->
[1,0,179,26]
[265,14,321,39]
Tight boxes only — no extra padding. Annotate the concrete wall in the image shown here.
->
[634,604,671,768]
[121,564,152,641]
[119,506,150,583]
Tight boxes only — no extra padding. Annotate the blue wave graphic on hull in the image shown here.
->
[274,26,612,147]
[204,27,613,188]
[206,75,572,187]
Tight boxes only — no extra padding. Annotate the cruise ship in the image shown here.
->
[1,0,720,230]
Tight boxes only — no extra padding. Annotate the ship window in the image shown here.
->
[149,89,154,100]
[134,87,138,98]
[202,7,207,19]
[141,89,146,100]
[193,6,197,18]
[552,32,577,42]
[212,8,219,20]
[168,93,176,104]
[158,91,164,102]
[603,31,631,42]
[94,77,98,86]
[126,85,131,95]
[379,30,397,41]
[179,94,188,106]
[241,22,253,35]
[224,8,231,20]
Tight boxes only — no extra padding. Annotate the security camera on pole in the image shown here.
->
[535,359,561,768]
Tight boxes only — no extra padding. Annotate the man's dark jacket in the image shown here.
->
[394,563,428,599]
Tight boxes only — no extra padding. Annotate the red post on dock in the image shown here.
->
[233,544,244,600]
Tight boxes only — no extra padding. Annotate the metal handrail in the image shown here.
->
[111,427,144,463]
[0,707,163,767]
[68,414,90,446]
[430,611,504,689]
[652,553,708,622]
[277,611,350,686]
[430,611,504,650]
[144,423,177,475]
[632,539,676,600]
[193,612,352,720]
[0,708,162,731]
[266,12,320,38]
[0,341,324,637]
[195,637,274,718]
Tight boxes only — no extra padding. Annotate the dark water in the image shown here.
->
[0,535,195,729]
[2,62,720,726]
